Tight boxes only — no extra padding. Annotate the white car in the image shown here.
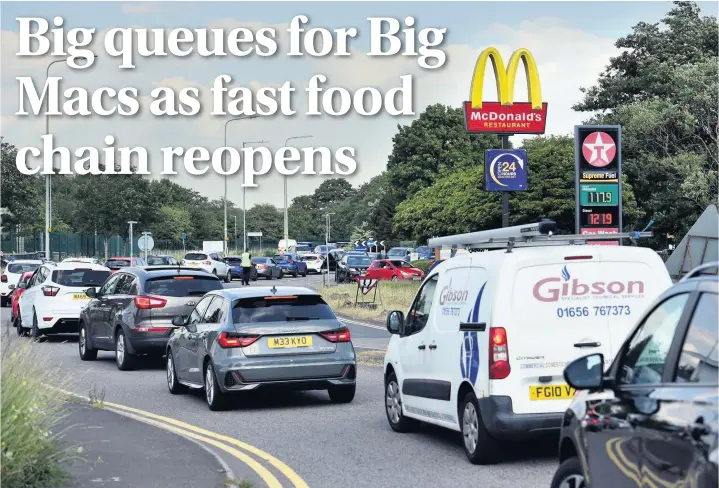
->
[1,260,42,307]
[17,262,112,338]
[62,257,103,265]
[181,251,231,282]
[300,253,326,273]
[382,243,672,464]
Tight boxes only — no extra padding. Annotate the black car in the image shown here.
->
[78,267,223,370]
[552,262,718,488]
[251,257,283,280]
[146,255,180,266]
[335,255,373,283]
[224,256,258,281]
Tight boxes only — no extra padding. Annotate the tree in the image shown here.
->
[246,204,283,241]
[312,179,356,209]
[0,140,43,231]
[154,206,193,241]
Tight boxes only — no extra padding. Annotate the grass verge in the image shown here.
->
[321,281,420,322]
[1,337,72,488]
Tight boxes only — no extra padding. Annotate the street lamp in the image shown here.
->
[223,115,259,254]
[325,212,335,244]
[45,53,97,260]
[323,212,335,287]
[242,140,268,252]
[127,221,138,258]
[233,215,237,253]
[283,135,312,245]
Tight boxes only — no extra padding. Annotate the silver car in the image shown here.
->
[165,286,357,410]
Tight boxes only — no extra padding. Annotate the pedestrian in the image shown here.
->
[241,250,252,286]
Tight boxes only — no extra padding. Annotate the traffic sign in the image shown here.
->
[379,241,384,246]
[137,235,154,251]
[181,232,187,240]
[247,232,263,237]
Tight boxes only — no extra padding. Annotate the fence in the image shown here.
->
[1,231,131,261]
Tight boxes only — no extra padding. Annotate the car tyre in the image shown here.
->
[266,272,273,280]
[166,351,188,394]
[385,372,418,432]
[78,323,98,360]
[302,270,307,277]
[224,270,232,283]
[460,391,499,464]
[14,316,25,337]
[550,457,585,488]
[204,362,229,411]
[252,273,258,281]
[212,269,217,277]
[328,384,355,403]
[293,271,298,278]
[30,311,41,340]
[0,297,7,308]
[391,275,399,282]
[115,329,136,371]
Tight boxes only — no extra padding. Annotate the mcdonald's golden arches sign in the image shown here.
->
[464,47,548,134]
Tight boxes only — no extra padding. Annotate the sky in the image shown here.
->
[1,1,715,210]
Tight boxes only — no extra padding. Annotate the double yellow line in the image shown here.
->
[55,388,309,488]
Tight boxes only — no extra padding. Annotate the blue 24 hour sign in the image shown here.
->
[484,149,528,192]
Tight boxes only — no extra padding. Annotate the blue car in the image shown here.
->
[415,246,434,260]
[273,253,307,277]
[223,256,258,281]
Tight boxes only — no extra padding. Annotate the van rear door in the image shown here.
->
[502,252,668,415]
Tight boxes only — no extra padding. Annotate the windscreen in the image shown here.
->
[395,261,415,268]
[348,256,372,267]
[184,253,207,261]
[387,248,407,256]
[301,255,319,261]
[105,260,131,268]
[232,295,336,323]
[145,276,222,297]
[147,257,171,265]
[274,255,288,262]
[252,257,267,264]
[52,269,111,287]
[225,258,242,264]
[8,263,40,274]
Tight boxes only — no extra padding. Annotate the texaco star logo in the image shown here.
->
[582,131,616,168]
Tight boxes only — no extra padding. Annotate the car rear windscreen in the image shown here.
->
[232,295,336,323]
[52,269,111,287]
[301,255,319,261]
[145,276,222,297]
[387,249,406,256]
[225,258,242,264]
[105,260,131,268]
[7,263,40,274]
[348,257,372,267]
[184,253,207,260]
[147,257,171,265]
[251,258,267,264]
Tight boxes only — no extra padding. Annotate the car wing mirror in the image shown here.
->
[564,353,607,390]
[85,287,97,298]
[8,284,16,290]
[386,310,403,334]
[171,315,187,327]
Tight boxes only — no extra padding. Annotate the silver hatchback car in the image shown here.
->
[165,286,357,410]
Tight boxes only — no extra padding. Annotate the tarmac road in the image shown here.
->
[1,278,557,488]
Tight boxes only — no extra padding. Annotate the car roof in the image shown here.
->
[108,256,136,260]
[50,262,110,270]
[7,259,43,265]
[210,286,320,301]
[679,261,718,283]
[119,267,221,279]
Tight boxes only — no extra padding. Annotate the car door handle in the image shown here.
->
[428,344,437,350]
[574,341,601,348]
[417,344,426,350]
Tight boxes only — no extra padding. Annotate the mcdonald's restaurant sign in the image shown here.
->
[463,47,548,134]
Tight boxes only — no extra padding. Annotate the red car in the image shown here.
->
[364,259,425,281]
[104,257,147,273]
[10,271,34,324]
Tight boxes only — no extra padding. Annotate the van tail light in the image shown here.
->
[0,275,7,282]
[42,286,60,297]
[489,327,510,380]
[218,332,259,348]
[134,295,167,309]
[320,328,351,343]
[204,260,212,265]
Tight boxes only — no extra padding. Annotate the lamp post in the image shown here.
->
[223,115,259,254]
[283,135,312,246]
[233,215,237,253]
[242,140,268,252]
[127,221,138,258]
[45,53,96,260]
[323,212,335,287]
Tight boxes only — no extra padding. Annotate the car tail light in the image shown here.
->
[134,295,167,309]
[0,275,7,282]
[489,327,510,380]
[203,260,212,265]
[42,286,60,297]
[257,264,267,270]
[135,327,169,332]
[320,328,351,343]
[218,332,259,348]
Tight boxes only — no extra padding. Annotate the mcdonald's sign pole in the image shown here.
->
[463,47,547,227]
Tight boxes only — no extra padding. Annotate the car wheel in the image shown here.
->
[385,372,418,432]
[225,270,232,283]
[78,323,98,360]
[266,273,272,280]
[166,350,188,394]
[115,329,136,371]
[212,269,217,277]
[460,391,499,464]
[14,316,25,337]
[30,311,41,340]
[328,384,355,403]
[391,275,399,282]
[302,271,307,277]
[550,457,585,488]
[204,362,229,411]
[252,274,258,281]
[293,271,298,278]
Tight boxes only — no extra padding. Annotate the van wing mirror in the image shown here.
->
[386,311,404,334]
[564,353,605,390]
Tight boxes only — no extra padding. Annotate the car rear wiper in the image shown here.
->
[286,316,320,321]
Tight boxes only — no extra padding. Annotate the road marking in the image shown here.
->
[53,387,309,488]
[340,317,386,331]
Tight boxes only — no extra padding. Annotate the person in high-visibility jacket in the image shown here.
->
[241,251,252,286]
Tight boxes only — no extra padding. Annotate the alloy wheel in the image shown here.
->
[167,355,175,389]
[79,328,86,355]
[116,334,125,366]
[558,475,585,488]
[463,402,479,454]
[386,380,401,424]
[205,365,215,405]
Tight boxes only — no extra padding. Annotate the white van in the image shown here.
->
[383,244,672,464]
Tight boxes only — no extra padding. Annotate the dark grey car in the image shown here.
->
[165,286,357,411]
[78,267,223,370]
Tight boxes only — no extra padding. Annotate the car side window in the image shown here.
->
[203,297,224,325]
[618,293,690,386]
[674,293,718,384]
[188,296,215,326]
[99,274,121,295]
[27,269,40,287]
[406,275,439,334]
[114,274,137,295]
[37,267,49,284]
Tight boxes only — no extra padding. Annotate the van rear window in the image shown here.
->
[52,269,111,287]
[232,295,335,323]
[145,276,222,297]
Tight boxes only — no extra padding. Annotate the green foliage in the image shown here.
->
[411,260,432,273]
[154,206,193,241]
[1,140,43,231]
